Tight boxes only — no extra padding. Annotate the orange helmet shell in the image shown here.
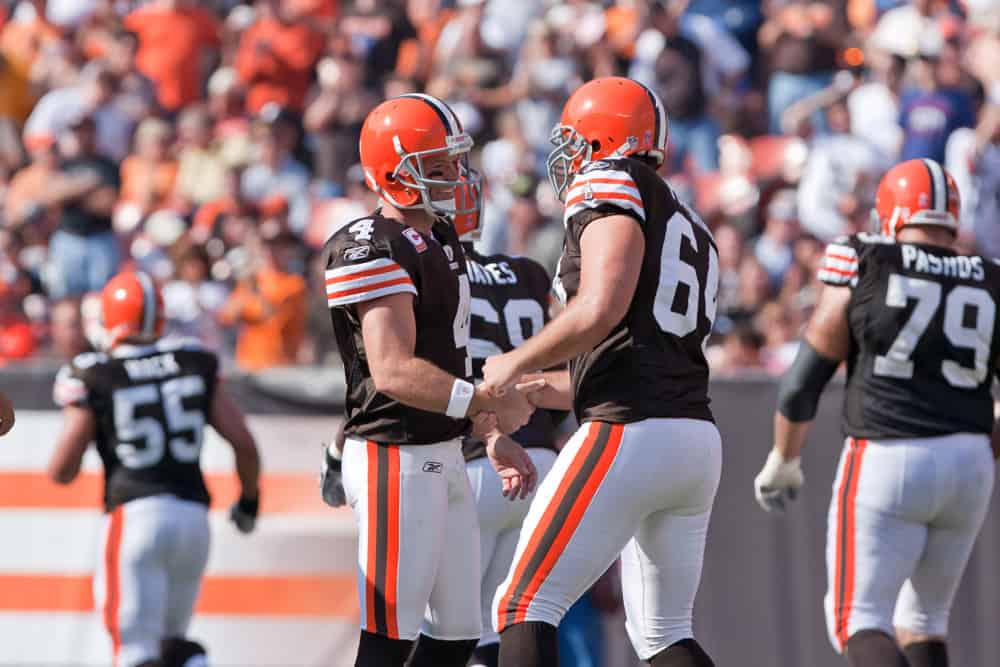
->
[359,93,480,219]
[547,77,668,200]
[101,271,164,348]
[874,159,960,237]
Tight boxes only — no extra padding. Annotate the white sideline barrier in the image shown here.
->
[0,411,361,667]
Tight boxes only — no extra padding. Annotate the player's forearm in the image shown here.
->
[773,412,811,460]
[234,445,260,499]
[373,356,473,416]
[504,299,616,378]
[523,370,573,410]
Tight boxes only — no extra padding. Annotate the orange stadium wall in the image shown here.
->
[3,376,1000,667]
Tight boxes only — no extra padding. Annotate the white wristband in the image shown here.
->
[446,379,476,418]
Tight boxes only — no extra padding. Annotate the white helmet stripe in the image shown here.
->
[135,271,157,337]
[400,93,460,136]
[922,158,947,212]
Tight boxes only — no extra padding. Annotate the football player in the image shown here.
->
[754,159,1000,667]
[318,93,535,667]
[482,77,722,667]
[451,199,562,667]
[48,271,261,667]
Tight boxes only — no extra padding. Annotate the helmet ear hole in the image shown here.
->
[385,172,395,182]
[591,140,601,152]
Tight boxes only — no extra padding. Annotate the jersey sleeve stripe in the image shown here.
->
[53,376,87,407]
[328,280,417,307]
[825,245,857,258]
[819,266,857,277]
[325,258,399,282]
[564,192,646,223]
[327,276,416,304]
[825,254,858,264]
[326,264,407,287]
[326,268,411,296]
[568,177,638,191]
[565,192,644,208]
[822,258,858,272]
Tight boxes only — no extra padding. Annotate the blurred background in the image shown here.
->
[0,0,998,665]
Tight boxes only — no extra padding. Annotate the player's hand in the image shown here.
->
[320,442,347,508]
[489,388,534,434]
[514,376,548,407]
[754,449,804,513]
[0,391,14,436]
[486,433,537,500]
[229,494,259,533]
[470,411,499,440]
[482,351,524,397]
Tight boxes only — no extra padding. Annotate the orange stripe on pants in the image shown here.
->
[384,446,400,639]
[834,438,867,648]
[514,424,624,624]
[104,507,124,667]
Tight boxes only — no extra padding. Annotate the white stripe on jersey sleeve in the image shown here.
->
[563,169,645,224]
[325,267,412,298]
[821,257,858,273]
[327,281,417,308]
[817,240,860,287]
[52,366,87,407]
[325,257,398,281]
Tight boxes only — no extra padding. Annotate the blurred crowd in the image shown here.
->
[0,0,997,377]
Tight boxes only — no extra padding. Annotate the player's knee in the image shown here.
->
[845,630,908,667]
[901,639,949,667]
[648,638,715,667]
[406,635,477,667]
[356,630,413,667]
[159,637,208,667]
[468,642,499,667]
[498,621,558,667]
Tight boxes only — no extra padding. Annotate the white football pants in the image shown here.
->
[93,494,210,667]
[824,434,994,653]
[492,418,722,660]
[342,437,481,641]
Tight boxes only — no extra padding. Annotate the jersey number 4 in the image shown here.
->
[654,211,719,344]
[875,274,996,387]
[113,375,207,469]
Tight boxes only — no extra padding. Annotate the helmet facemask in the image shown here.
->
[546,125,592,202]
[378,133,482,221]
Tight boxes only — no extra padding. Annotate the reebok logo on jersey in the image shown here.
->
[403,228,427,253]
[422,461,443,473]
[443,245,454,262]
[343,246,371,262]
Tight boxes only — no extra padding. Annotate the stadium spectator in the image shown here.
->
[759,0,847,134]
[174,104,229,209]
[24,60,131,161]
[163,242,229,351]
[125,0,221,112]
[235,0,323,115]
[218,231,306,371]
[304,55,377,194]
[796,98,887,240]
[897,27,976,163]
[754,189,799,284]
[44,114,121,299]
[118,117,178,218]
[240,103,310,233]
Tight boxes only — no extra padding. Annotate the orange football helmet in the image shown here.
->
[873,158,960,237]
[101,271,164,348]
[359,93,481,220]
[547,77,668,200]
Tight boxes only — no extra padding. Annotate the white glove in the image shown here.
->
[320,442,347,508]
[754,449,804,513]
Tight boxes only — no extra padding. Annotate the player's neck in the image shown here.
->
[380,202,435,236]
[897,228,957,251]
